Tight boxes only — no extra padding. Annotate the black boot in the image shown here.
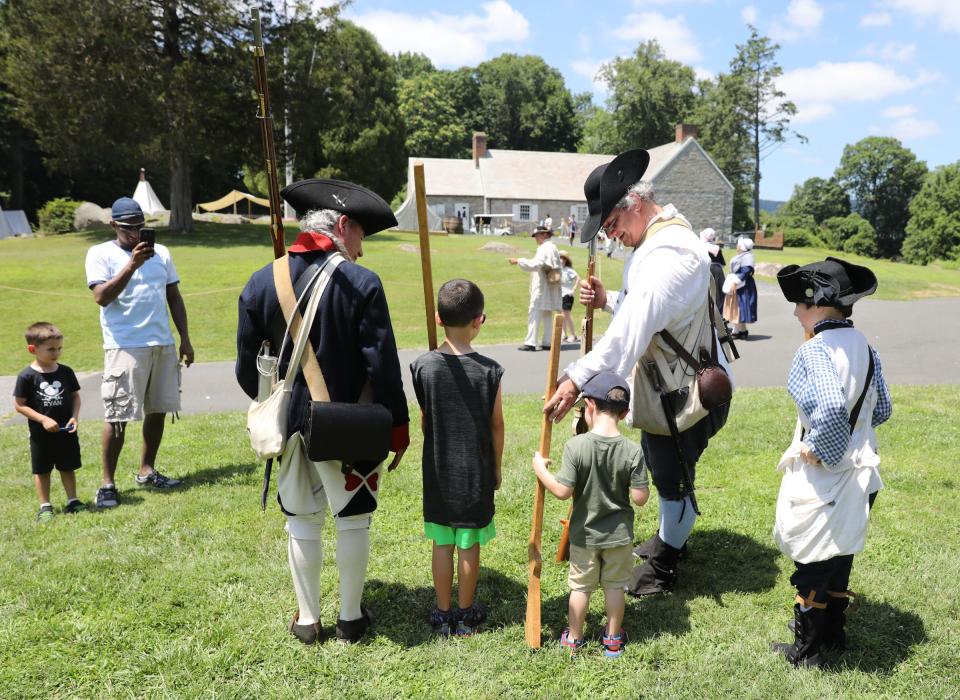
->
[822,591,852,652]
[335,606,374,644]
[633,532,688,561]
[627,535,681,597]
[288,610,323,645]
[772,604,825,667]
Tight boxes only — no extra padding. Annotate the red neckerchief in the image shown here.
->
[288,231,336,253]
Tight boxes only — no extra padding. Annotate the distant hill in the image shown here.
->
[760,199,786,214]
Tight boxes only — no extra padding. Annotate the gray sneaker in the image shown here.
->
[135,470,182,489]
[36,504,55,523]
[95,486,119,509]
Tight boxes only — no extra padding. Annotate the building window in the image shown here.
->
[575,205,588,223]
[519,204,531,221]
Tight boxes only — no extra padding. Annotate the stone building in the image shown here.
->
[393,125,734,236]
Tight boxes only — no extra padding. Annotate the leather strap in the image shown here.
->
[642,217,689,244]
[273,255,334,401]
[848,349,875,431]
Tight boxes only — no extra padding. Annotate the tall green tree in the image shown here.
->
[901,162,960,265]
[729,26,804,231]
[598,41,696,152]
[3,0,262,233]
[689,73,754,230]
[781,177,850,225]
[473,54,580,152]
[398,71,470,159]
[394,51,435,81]
[835,136,928,258]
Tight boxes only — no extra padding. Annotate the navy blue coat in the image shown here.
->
[236,251,409,443]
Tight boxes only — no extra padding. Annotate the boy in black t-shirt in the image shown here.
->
[13,322,84,521]
[410,279,505,637]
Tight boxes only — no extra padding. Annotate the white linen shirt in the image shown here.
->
[564,204,728,388]
[517,239,562,311]
[85,241,179,349]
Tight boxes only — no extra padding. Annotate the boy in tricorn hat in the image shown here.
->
[771,256,892,667]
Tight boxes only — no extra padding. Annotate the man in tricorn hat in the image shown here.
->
[770,256,891,667]
[235,179,409,644]
[544,150,732,596]
[508,224,563,351]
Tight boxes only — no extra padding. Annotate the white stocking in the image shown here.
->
[287,535,323,625]
[336,515,371,622]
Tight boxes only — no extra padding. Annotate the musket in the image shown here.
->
[555,236,597,562]
[251,8,285,260]
[413,162,438,350]
[525,315,564,649]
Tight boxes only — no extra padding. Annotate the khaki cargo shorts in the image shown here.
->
[101,345,181,422]
[568,543,634,593]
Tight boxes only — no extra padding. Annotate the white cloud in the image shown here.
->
[870,117,940,140]
[741,4,757,25]
[778,61,941,123]
[858,41,917,62]
[349,1,529,67]
[859,11,892,27]
[881,104,917,119]
[572,58,608,95]
[694,66,715,82]
[612,12,701,63]
[772,0,824,40]
[884,0,960,33]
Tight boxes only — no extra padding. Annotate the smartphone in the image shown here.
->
[140,228,156,246]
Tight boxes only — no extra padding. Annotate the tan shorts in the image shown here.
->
[568,543,634,593]
[102,345,181,422]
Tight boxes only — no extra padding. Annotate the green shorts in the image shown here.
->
[424,520,496,548]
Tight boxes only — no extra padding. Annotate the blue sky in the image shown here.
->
[342,0,959,201]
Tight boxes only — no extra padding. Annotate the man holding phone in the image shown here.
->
[84,197,194,509]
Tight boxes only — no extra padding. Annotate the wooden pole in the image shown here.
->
[525,314,564,649]
[413,162,438,351]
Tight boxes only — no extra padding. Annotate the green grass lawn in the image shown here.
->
[1,388,957,699]
[0,224,621,375]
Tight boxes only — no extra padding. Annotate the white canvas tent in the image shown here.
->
[0,203,31,238]
[133,168,166,215]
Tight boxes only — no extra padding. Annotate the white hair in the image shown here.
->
[613,180,656,211]
[299,208,349,256]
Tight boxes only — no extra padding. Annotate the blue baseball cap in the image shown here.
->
[111,197,144,222]
[580,370,630,403]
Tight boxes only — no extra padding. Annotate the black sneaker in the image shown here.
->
[96,486,119,509]
[36,504,55,523]
[135,470,182,489]
[454,602,487,636]
[64,499,87,514]
[429,607,453,637]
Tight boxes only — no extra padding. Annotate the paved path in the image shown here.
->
[3,283,958,426]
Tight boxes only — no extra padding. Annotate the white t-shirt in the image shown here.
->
[85,241,179,349]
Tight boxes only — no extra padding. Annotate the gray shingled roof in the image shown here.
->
[407,141,683,201]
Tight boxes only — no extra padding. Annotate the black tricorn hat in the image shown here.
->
[280,178,398,236]
[777,257,878,307]
[580,148,651,243]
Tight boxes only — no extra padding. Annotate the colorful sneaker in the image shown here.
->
[602,627,628,658]
[95,486,119,509]
[36,504,55,523]
[454,602,487,637]
[560,629,587,653]
[135,470,182,489]
[429,607,453,637]
[64,499,87,514]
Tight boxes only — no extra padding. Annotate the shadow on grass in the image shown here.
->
[173,462,259,491]
[361,568,528,647]
[828,599,927,675]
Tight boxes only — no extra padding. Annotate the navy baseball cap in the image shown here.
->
[580,371,631,403]
[111,197,144,222]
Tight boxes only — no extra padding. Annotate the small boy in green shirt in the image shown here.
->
[532,371,649,657]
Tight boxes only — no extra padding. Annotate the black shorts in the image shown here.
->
[30,433,82,475]
[562,294,574,311]
[640,402,729,500]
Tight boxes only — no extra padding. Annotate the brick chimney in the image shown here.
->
[675,123,699,143]
[472,132,488,168]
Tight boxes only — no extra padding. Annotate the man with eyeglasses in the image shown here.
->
[544,150,732,597]
[84,197,193,509]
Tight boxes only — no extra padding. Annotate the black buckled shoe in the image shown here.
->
[335,606,374,644]
[627,535,681,597]
[772,603,825,668]
[288,610,323,645]
[633,532,689,561]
